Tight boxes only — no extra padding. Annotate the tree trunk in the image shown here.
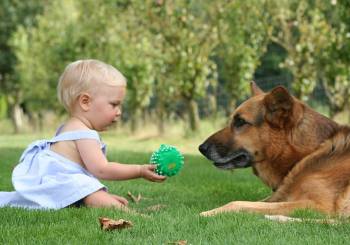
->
[157,109,165,135]
[186,99,200,132]
[27,111,38,132]
[208,94,217,121]
[38,112,44,132]
[156,104,165,135]
[130,108,141,133]
[11,103,24,133]
[225,98,237,117]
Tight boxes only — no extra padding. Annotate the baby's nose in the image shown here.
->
[116,107,122,114]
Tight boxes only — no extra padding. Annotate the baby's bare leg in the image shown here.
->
[83,190,128,210]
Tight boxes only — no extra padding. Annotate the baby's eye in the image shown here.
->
[110,102,120,107]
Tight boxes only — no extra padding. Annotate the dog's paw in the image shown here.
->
[199,211,210,217]
[200,210,216,217]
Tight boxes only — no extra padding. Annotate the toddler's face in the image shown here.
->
[88,84,126,131]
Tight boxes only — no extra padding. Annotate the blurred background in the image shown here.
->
[0,0,349,136]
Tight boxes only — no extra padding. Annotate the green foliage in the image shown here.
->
[139,1,220,131]
[0,95,7,119]
[270,0,335,100]
[317,0,350,116]
[115,2,157,112]
[0,0,44,93]
[11,0,77,112]
[2,0,350,132]
[216,0,271,105]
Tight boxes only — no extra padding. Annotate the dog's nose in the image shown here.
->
[198,142,209,155]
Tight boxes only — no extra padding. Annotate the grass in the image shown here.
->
[1,130,350,244]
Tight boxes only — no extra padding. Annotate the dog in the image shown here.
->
[199,82,350,217]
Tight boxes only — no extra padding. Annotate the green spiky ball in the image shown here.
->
[150,144,184,177]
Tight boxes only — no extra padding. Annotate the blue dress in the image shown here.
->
[0,129,107,209]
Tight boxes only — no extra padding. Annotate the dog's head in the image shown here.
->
[199,82,306,171]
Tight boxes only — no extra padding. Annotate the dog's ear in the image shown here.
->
[263,86,294,128]
[250,81,263,96]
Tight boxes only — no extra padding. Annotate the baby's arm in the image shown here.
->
[76,139,165,182]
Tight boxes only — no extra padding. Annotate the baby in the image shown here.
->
[0,59,165,210]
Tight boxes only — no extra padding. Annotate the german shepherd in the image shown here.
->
[199,82,350,217]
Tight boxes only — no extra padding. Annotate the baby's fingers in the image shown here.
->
[149,172,166,182]
[147,164,156,171]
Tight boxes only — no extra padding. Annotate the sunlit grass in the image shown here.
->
[1,125,350,244]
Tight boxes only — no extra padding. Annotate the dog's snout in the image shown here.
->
[199,142,209,155]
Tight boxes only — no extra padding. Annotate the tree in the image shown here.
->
[318,0,350,120]
[216,0,272,112]
[0,0,44,132]
[141,0,219,133]
[112,2,158,132]
[269,0,334,101]
[13,0,158,132]
[12,0,80,130]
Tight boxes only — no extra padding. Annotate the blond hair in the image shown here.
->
[57,59,126,112]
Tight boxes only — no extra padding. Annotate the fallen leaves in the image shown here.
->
[127,191,154,203]
[99,217,133,231]
[127,191,166,212]
[127,191,142,203]
[98,192,168,231]
[144,204,167,212]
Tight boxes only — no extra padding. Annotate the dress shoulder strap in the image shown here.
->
[50,130,101,143]
[50,129,107,154]
[18,130,106,164]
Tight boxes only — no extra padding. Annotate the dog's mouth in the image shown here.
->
[199,142,253,170]
[213,149,252,169]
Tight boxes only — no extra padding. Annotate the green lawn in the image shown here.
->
[1,133,350,244]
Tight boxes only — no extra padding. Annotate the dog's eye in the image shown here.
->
[233,117,248,128]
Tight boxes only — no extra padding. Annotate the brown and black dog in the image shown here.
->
[199,82,350,217]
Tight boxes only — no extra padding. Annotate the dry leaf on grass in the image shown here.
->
[127,191,153,203]
[127,191,142,203]
[168,240,187,245]
[99,217,133,231]
[144,204,167,212]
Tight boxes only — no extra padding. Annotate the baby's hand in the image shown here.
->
[140,164,166,182]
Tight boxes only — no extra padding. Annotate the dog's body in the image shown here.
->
[199,83,350,217]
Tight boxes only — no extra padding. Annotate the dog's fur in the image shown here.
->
[199,82,350,217]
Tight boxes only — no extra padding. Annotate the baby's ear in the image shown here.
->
[79,93,91,111]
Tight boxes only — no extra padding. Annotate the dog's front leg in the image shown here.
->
[200,200,314,217]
